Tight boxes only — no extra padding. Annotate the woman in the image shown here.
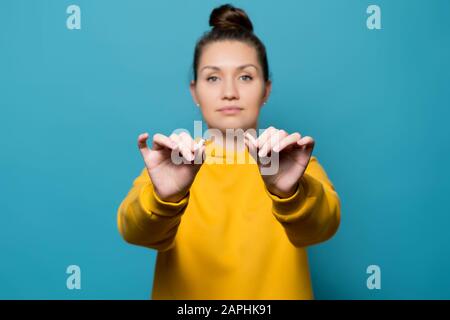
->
[117,3,341,300]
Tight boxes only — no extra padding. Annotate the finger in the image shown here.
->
[273,132,301,153]
[297,136,315,149]
[152,133,177,151]
[256,126,276,149]
[169,134,192,163]
[169,133,179,142]
[245,132,258,148]
[175,134,195,162]
[271,129,289,153]
[137,133,151,159]
[259,129,288,157]
[179,132,196,153]
[244,133,258,158]
[178,132,196,161]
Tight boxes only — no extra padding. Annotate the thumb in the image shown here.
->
[137,133,152,160]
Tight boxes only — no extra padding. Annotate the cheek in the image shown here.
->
[197,95,218,119]
[197,84,219,105]
[242,84,265,107]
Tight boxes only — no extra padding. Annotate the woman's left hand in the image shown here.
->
[245,126,315,198]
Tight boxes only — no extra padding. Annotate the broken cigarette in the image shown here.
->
[245,132,258,148]
[194,138,206,151]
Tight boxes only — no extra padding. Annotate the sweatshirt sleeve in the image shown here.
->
[117,168,189,252]
[264,156,341,248]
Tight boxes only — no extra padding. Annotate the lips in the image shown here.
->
[217,106,244,111]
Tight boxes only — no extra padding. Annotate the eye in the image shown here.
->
[207,76,219,82]
[240,75,253,81]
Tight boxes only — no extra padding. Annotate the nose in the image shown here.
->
[221,76,239,101]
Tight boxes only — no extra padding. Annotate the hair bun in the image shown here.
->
[209,4,253,33]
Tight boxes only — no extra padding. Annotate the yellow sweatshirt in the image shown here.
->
[117,140,341,299]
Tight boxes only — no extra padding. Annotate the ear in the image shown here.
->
[190,80,199,106]
[262,80,272,105]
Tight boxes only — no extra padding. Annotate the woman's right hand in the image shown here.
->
[137,132,206,203]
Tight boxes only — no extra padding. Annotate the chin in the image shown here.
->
[217,120,244,129]
[206,117,253,133]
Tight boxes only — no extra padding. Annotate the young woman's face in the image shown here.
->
[190,40,271,133]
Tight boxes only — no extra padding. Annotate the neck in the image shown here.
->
[207,125,258,152]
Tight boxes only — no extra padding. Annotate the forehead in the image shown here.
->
[198,40,259,70]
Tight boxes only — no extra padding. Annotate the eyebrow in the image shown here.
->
[200,64,258,73]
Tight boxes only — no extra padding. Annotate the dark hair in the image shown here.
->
[192,4,270,82]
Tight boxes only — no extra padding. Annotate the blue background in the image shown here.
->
[1,0,449,299]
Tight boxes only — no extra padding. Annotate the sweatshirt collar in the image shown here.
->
[196,137,255,164]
